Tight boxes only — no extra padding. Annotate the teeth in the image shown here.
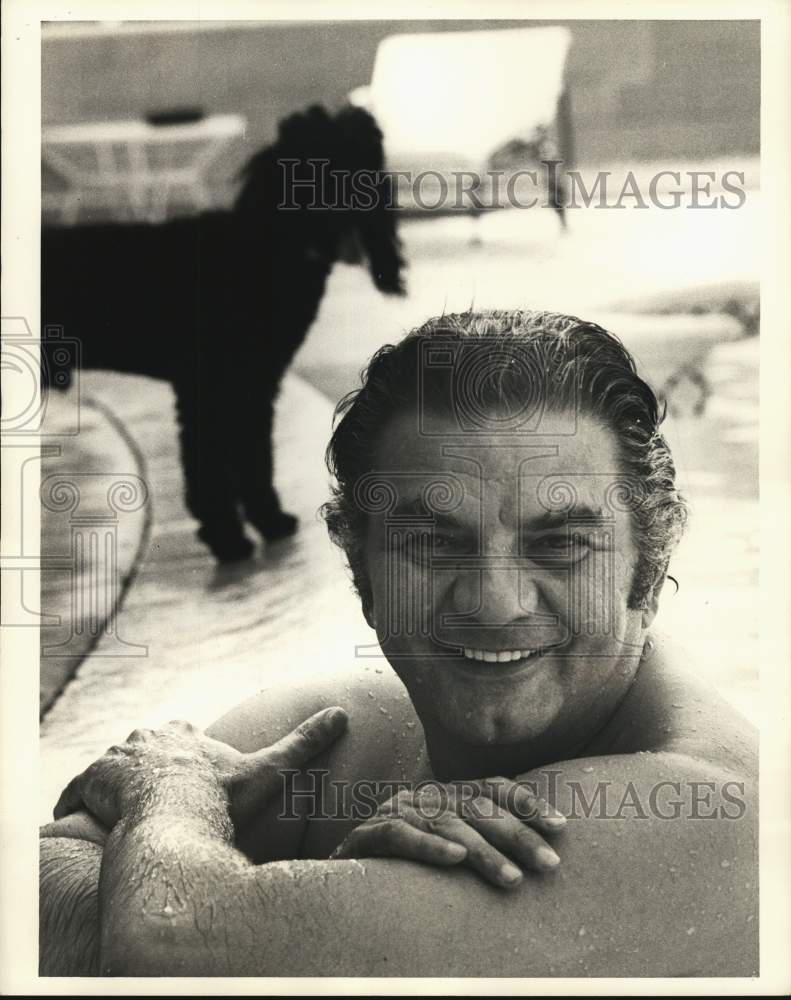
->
[462,647,541,663]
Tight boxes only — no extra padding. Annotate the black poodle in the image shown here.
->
[42,105,405,561]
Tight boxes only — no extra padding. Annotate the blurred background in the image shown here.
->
[42,20,758,180]
[39,19,760,820]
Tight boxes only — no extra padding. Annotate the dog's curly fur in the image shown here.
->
[42,105,405,561]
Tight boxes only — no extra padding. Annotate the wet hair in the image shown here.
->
[322,309,688,616]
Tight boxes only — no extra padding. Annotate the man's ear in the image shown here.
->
[359,581,376,631]
[641,568,668,629]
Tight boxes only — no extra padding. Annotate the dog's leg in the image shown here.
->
[237,398,298,543]
[175,387,256,562]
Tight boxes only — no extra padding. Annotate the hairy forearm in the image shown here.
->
[40,837,102,975]
[98,772,254,976]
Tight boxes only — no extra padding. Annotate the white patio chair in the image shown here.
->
[349,26,573,225]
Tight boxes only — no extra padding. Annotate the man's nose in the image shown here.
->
[448,561,541,625]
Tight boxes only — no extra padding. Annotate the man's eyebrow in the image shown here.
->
[524,506,608,531]
[385,497,607,529]
[388,496,464,525]
[387,496,433,519]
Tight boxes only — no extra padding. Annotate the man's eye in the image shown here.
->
[392,532,433,563]
[529,533,590,564]
[431,532,470,555]
[389,530,464,562]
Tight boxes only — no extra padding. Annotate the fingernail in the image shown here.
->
[542,814,567,828]
[537,846,560,869]
[500,863,523,883]
[445,843,467,859]
[327,708,347,725]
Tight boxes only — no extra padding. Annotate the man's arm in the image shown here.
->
[100,749,758,977]
[38,683,325,976]
[39,813,107,976]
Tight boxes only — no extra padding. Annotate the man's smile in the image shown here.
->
[462,645,554,663]
[449,643,561,681]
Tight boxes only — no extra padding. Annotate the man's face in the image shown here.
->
[362,407,652,751]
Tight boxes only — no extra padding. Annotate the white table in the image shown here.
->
[42,113,247,224]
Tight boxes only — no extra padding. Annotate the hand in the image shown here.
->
[330,776,566,889]
[53,708,348,831]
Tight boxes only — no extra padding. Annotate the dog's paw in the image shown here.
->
[253,510,299,542]
[197,526,256,563]
[373,269,407,297]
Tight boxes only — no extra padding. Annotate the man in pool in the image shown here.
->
[40,309,757,976]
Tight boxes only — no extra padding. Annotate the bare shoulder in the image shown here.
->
[207,665,423,776]
[206,666,423,861]
[597,630,757,778]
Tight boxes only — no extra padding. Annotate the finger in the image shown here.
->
[125,727,155,743]
[480,776,567,834]
[264,707,348,770]
[165,720,200,735]
[333,818,468,867]
[53,742,130,820]
[422,814,525,889]
[461,797,561,873]
[53,774,84,820]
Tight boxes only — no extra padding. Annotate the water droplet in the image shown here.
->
[686,926,696,936]
[465,711,472,720]
[406,722,415,729]
[578,926,586,937]
[375,668,383,674]
[379,706,388,715]
[720,859,730,868]
[671,702,683,709]
[367,691,374,699]
[746,914,754,922]
[582,766,594,774]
